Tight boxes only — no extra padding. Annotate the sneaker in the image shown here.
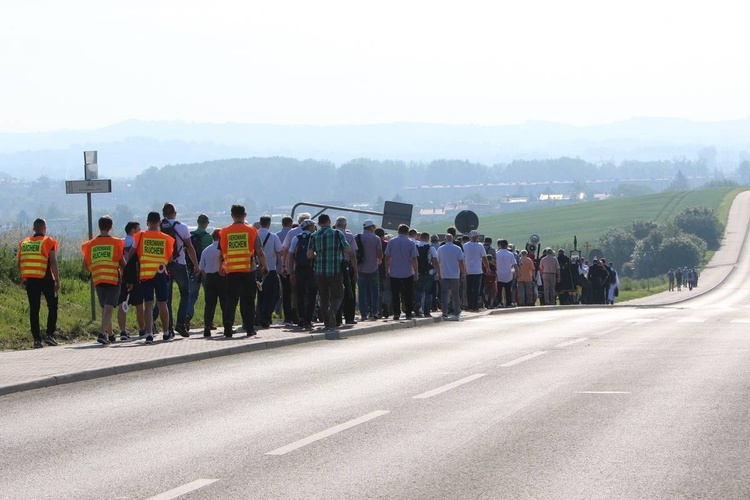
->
[44,336,59,346]
[139,330,148,338]
[345,319,357,325]
[145,335,154,345]
[284,322,294,327]
[108,334,117,343]
[163,332,174,341]
[184,315,192,331]
[97,335,110,345]
[175,324,189,337]
[405,315,413,320]
[424,312,433,317]
[236,326,246,333]
[246,329,257,338]
[303,322,313,330]
[33,340,43,349]
[446,315,460,321]
[210,324,217,330]
[120,332,132,341]
[203,331,211,338]
[393,315,400,321]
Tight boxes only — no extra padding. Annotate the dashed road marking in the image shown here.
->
[577,391,631,395]
[677,318,706,323]
[413,374,487,399]
[145,479,218,500]
[500,351,547,367]
[266,411,390,455]
[555,338,588,348]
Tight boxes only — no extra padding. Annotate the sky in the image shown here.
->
[1,0,749,132]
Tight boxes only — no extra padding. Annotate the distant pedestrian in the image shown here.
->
[356,219,384,321]
[437,234,466,320]
[199,229,226,338]
[384,224,419,321]
[17,218,60,349]
[256,215,283,328]
[538,248,560,306]
[667,269,675,291]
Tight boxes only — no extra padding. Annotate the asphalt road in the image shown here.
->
[3,245,750,499]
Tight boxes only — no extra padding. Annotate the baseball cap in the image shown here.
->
[363,219,375,228]
[469,230,479,237]
[301,219,315,229]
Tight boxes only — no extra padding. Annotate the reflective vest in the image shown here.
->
[219,223,257,274]
[81,236,125,286]
[18,235,57,280]
[134,230,175,281]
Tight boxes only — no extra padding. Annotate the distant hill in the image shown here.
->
[1,118,749,179]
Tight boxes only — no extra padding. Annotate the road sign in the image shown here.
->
[65,179,111,194]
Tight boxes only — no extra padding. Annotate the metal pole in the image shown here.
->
[87,192,96,321]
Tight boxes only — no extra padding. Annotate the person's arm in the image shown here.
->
[49,250,60,293]
[182,231,199,273]
[459,259,467,280]
[411,256,418,280]
[384,256,391,278]
[255,234,268,274]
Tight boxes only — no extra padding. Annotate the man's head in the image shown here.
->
[469,230,479,242]
[33,218,46,234]
[520,249,528,257]
[124,221,140,235]
[374,227,385,239]
[498,239,509,249]
[461,235,470,243]
[147,211,161,229]
[408,228,418,239]
[197,214,209,228]
[297,212,312,224]
[445,233,454,243]
[281,216,293,228]
[162,202,176,219]
[420,232,430,242]
[447,226,457,236]
[230,204,246,221]
[430,234,439,245]
[318,213,331,227]
[398,224,409,235]
[211,229,221,241]
[558,248,565,256]
[484,237,493,246]
[335,216,347,229]
[300,219,315,231]
[259,215,272,228]
[363,219,376,232]
[546,248,554,256]
[98,215,113,232]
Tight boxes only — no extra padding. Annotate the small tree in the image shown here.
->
[673,206,724,250]
[598,227,637,267]
[657,235,705,271]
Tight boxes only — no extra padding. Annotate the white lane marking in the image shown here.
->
[625,319,656,324]
[731,319,750,324]
[596,326,622,336]
[412,373,487,399]
[145,479,218,500]
[555,338,588,348]
[500,351,547,367]
[577,391,631,394]
[266,411,390,455]
[677,318,706,323]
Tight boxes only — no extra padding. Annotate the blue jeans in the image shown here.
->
[167,262,189,328]
[357,271,379,318]
[414,273,434,314]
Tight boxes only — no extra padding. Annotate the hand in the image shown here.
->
[281,268,288,278]
[262,266,269,275]
[353,272,359,282]
[54,281,60,293]
[290,273,296,286]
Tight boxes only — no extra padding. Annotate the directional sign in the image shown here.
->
[65,179,112,194]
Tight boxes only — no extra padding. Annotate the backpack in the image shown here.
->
[355,234,365,264]
[417,244,432,274]
[186,230,206,273]
[160,219,186,262]
[294,233,312,268]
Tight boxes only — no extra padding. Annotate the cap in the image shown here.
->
[301,220,315,229]
[469,230,479,237]
[363,219,375,228]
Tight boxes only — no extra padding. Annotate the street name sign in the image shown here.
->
[65,179,112,194]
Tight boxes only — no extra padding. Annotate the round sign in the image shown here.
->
[454,210,479,234]
[588,248,604,261]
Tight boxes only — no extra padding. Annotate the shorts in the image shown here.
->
[118,281,144,306]
[96,284,120,308]
[141,273,169,303]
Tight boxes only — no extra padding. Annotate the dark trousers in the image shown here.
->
[295,267,317,325]
[224,270,257,332]
[25,278,58,341]
[257,271,280,327]
[315,274,344,328]
[279,273,297,324]
[203,273,227,334]
[336,262,356,324]
[166,262,189,329]
[466,273,483,310]
[390,276,414,319]
[498,280,513,306]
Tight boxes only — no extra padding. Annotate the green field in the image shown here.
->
[420,187,743,251]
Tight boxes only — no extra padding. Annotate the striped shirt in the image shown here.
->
[309,226,349,277]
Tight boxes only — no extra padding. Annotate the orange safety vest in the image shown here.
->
[81,236,125,286]
[219,223,257,274]
[134,230,175,281]
[18,235,58,281]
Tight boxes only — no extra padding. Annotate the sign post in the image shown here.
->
[65,151,112,321]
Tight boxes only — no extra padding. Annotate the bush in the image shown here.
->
[673,206,724,250]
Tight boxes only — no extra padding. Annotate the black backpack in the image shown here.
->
[160,219,186,262]
[417,244,432,274]
[186,231,206,273]
[294,233,312,268]
[355,234,365,264]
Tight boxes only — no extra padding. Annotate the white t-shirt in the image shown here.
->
[417,241,439,275]
[495,249,517,283]
[437,243,464,280]
[258,228,282,271]
[462,241,487,275]
[164,219,191,266]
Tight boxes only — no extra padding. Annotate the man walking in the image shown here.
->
[538,248,560,306]
[463,230,488,311]
[356,219,383,321]
[289,219,317,329]
[186,214,213,331]
[384,224,419,321]
[437,234,465,320]
[495,239,518,307]
[334,216,359,325]
[308,214,352,338]
[415,232,439,317]
[256,215,282,328]
[276,216,296,326]
[17,218,60,348]
[199,229,226,338]
[516,249,535,306]
[219,204,268,338]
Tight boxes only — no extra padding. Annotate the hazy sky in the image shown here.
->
[2,0,748,132]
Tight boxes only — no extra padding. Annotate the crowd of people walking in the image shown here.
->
[18,204,643,348]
